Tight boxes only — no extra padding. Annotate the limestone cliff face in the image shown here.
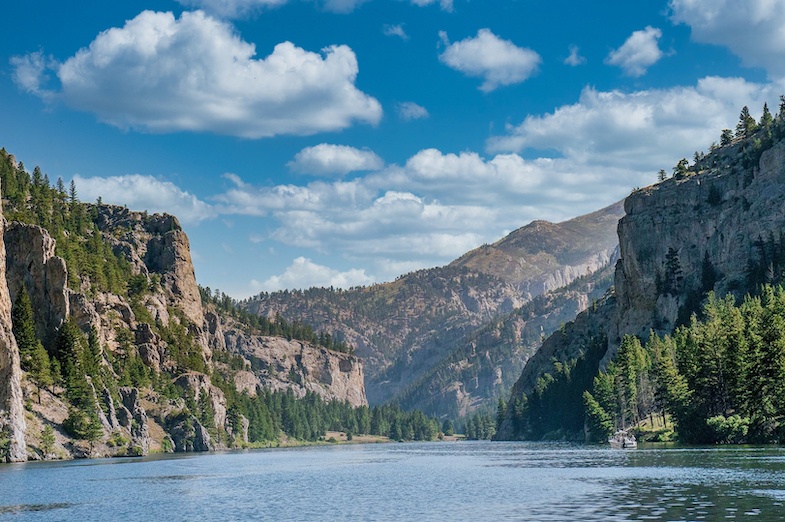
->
[5,223,69,344]
[93,206,204,328]
[0,214,27,462]
[2,202,367,459]
[612,138,785,350]
[498,133,785,440]
[222,318,367,407]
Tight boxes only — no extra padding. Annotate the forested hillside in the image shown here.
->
[0,148,438,462]
[497,101,785,443]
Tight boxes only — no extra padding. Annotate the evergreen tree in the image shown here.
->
[720,129,733,146]
[761,102,774,128]
[12,286,39,371]
[40,425,55,457]
[736,106,757,138]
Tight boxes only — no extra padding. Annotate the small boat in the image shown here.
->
[608,430,637,449]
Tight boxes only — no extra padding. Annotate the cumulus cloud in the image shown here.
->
[605,26,664,77]
[670,0,785,79]
[252,257,375,291]
[383,24,409,41]
[13,10,381,138]
[488,76,780,172]
[438,29,541,92]
[210,144,616,281]
[73,174,216,225]
[397,101,429,120]
[288,144,384,176]
[564,45,586,66]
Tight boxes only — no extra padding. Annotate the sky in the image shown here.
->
[1,0,784,299]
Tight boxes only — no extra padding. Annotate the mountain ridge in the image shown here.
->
[245,200,624,418]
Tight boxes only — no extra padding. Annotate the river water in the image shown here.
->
[1,441,784,521]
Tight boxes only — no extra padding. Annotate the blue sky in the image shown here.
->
[1,0,783,298]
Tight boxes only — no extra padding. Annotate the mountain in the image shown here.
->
[393,261,615,419]
[449,202,622,297]
[0,149,378,462]
[497,108,785,441]
[244,201,623,417]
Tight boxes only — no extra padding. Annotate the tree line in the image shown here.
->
[200,286,355,354]
[0,148,132,296]
[583,287,785,444]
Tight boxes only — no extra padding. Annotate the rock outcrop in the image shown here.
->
[4,223,69,344]
[611,137,785,353]
[223,320,367,407]
[0,195,368,458]
[497,127,785,439]
[0,204,27,462]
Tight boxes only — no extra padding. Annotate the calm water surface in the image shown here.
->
[1,441,784,521]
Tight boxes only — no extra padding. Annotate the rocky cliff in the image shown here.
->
[0,148,368,459]
[246,202,623,417]
[221,317,367,407]
[0,200,27,462]
[611,137,785,350]
[497,120,785,440]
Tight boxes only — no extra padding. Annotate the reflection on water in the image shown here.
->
[0,503,73,515]
[1,442,784,521]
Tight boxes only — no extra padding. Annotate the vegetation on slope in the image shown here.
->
[499,100,785,444]
[200,286,354,354]
[583,287,785,444]
[0,150,440,460]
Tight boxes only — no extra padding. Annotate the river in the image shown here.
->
[2,442,784,521]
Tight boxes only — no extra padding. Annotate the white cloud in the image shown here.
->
[288,144,384,176]
[564,45,586,66]
[71,76,782,282]
[180,0,451,17]
[73,174,216,225]
[410,0,453,11]
[14,10,381,138]
[670,0,785,79]
[253,257,375,291]
[488,76,781,171]
[438,29,541,92]
[177,0,287,18]
[383,24,409,41]
[397,101,429,120]
[605,26,664,77]
[10,51,55,99]
[321,0,369,13]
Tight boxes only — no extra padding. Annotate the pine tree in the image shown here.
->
[760,102,774,128]
[40,425,55,458]
[720,129,733,146]
[12,286,39,371]
[736,106,757,138]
